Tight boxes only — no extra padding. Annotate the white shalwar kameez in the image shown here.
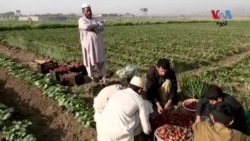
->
[78,16,106,78]
[93,84,121,140]
[98,88,152,141]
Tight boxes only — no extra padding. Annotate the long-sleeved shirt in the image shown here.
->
[78,16,106,67]
[98,88,152,140]
[196,93,246,133]
[93,84,121,114]
[146,66,178,105]
[192,122,250,141]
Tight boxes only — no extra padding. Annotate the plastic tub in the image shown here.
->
[154,125,192,141]
[182,98,198,112]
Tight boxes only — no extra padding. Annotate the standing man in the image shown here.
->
[78,3,106,82]
[146,58,178,114]
[98,76,152,141]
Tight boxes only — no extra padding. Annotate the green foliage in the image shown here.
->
[201,55,250,84]
[0,20,250,111]
[0,103,36,141]
[179,74,209,99]
[0,20,77,31]
[3,120,36,141]
[1,21,250,75]
[0,20,214,31]
[199,54,250,109]
[0,54,95,128]
[0,104,14,126]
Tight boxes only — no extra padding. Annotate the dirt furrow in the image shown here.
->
[181,45,250,76]
[0,45,97,141]
[0,44,249,141]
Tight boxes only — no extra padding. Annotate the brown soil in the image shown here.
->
[0,45,119,97]
[183,45,250,76]
[0,45,97,140]
[0,66,96,141]
[0,43,249,140]
[180,45,250,93]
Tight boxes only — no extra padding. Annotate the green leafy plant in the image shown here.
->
[3,120,36,141]
[0,54,95,127]
[180,74,209,99]
[223,84,238,96]
[1,21,250,76]
[0,103,36,141]
[0,104,14,126]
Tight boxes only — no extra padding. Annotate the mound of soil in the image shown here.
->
[0,66,96,141]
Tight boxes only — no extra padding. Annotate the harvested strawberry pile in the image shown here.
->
[67,60,87,73]
[185,101,197,109]
[150,110,195,141]
[184,101,197,110]
[54,61,87,86]
[68,61,82,68]
[150,109,195,132]
[54,64,69,73]
[155,124,192,141]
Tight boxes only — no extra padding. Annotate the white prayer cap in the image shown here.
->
[130,76,145,89]
[81,3,91,8]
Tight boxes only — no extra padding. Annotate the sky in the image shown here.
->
[0,0,249,16]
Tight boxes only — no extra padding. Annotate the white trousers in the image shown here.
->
[86,62,106,78]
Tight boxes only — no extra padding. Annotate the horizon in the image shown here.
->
[1,0,250,16]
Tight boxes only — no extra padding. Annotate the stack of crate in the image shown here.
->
[57,61,87,86]
[37,60,58,74]
[37,60,87,86]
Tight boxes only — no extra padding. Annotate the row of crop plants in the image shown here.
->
[0,102,36,141]
[0,43,248,108]
[0,20,249,140]
[0,20,215,31]
[1,20,249,31]
[199,54,250,109]
[0,54,95,128]
[201,55,249,86]
[1,22,250,74]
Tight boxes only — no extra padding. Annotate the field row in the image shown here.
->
[1,21,250,74]
[0,54,95,127]
[0,21,250,108]
[200,54,250,108]
[0,102,36,141]
[201,54,250,86]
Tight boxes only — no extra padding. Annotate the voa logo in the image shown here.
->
[211,10,232,20]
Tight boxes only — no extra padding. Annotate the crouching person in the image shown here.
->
[195,85,246,133]
[93,77,131,140]
[192,102,250,141]
[146,58,178,114]
[97,76,152,141]
[93,77,130,118]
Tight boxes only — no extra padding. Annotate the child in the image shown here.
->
[192,102,250,141]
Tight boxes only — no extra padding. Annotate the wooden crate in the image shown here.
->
[37,61,58,74]
[67,60,87,75]
[49,64,69,81]
[59,72,85,86]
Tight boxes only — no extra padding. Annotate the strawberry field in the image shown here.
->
[1,21,250,73]
[0,20,250,140]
